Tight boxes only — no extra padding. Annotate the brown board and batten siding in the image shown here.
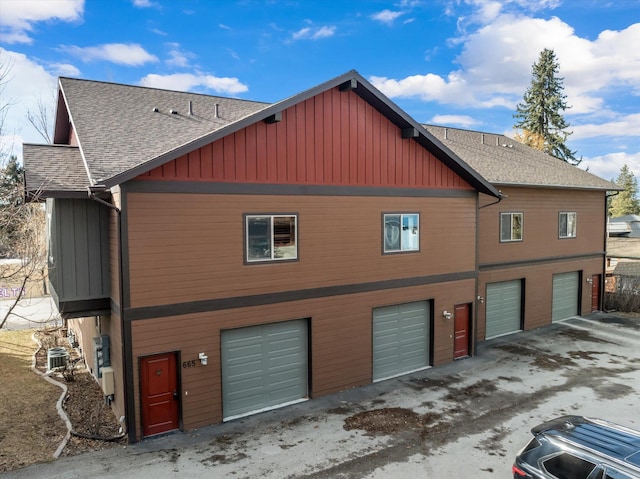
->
[136,88,471,190]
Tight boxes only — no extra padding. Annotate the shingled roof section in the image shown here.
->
[23,144,89,198]
[58,77,270,186]
[423,125,619,191]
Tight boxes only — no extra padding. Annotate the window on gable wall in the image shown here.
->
[559,212,577,238]
[246,214,297,262]
[500,212,523,242]
[383,213,420,253]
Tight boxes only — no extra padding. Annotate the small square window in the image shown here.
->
[559,212,577,238]
[384,213,419,253]
[246,214,297,262]
[500,212,523,242]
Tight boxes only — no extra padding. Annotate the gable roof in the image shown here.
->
[55,77,269,187]
[423,125,619,191]
[25,71,502,198]
[23,144,89,198]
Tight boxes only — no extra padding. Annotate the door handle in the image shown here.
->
[173,391,178,400]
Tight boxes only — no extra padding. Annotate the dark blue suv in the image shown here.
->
[513,416,640,478]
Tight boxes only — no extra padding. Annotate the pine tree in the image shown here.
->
[609,165,640,217]
[514,48,578,164]
[0,156,25,257]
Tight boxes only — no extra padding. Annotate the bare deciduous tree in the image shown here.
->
[0,51,50,329]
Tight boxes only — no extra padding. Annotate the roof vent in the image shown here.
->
[170,109,178,115]
[188,100,193,116]
[481,133,485,144]
[214,103,220,118]
[152,107,159,112]
[444,128,448,140]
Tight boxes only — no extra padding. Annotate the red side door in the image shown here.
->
[140,352,179,437]
[454,303,471,359]
[591,274,601,312]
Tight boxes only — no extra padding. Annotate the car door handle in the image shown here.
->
[173,391,178,400]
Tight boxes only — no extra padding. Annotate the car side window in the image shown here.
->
[603,467,633,479]
[543,452,597,478]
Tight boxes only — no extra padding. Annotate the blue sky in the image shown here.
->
[1,0,639,184]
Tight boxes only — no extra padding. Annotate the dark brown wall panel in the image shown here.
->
[135,89,472,191]
[479,187,606,265]
[126,193,477,308]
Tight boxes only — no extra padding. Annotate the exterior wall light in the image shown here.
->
[198,352,208,366]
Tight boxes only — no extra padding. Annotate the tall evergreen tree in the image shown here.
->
[0,156,25,257]
[514,48,578,164]
[609,164,640,217]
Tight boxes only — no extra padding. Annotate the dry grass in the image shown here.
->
[0,329,65,472]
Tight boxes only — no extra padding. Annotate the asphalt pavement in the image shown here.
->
[4,312,640,479]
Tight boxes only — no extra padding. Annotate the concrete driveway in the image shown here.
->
[6,313,640,479]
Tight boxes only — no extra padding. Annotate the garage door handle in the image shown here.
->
[173,391,178,400]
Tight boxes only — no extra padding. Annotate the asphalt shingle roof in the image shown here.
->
[58,77,269,185]
[423,125,618,191]
[23,144,88,197]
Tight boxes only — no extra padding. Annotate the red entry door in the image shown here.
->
[591,275,601,312]
[140,352,179,437]
[454,304,471,359]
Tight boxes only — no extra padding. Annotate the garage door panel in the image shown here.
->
[552,272,579,322]
[486,280,522,339]
[222,319,308,420]
[373,301,430,382]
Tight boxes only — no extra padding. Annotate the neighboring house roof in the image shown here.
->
[613,260,640,277]
[610,215,640,238]
[423,125,619,191]
[23,144,89,198]
[24,70,501,199]
[610,215,640,223]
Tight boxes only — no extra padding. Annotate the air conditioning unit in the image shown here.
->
[47,347,69,370]
[101,366,114,396]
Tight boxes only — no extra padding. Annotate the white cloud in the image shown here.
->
[371,10,404,25]
[132,0,154,7]
[139,73,248,95]
[370,8,640,116]
[572,114,640,141]
[165,43,194,68]
[51,63,81,77]
[0,0,84,44]
[429,114,481,128]
[0,49,58,159]
[291,25,336,41]
[581,151,640,184]
[61,43,158,66]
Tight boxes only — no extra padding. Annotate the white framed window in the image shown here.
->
[245,214,297,263]
[500,212,523,242]
[383,213,419,253]
[559,212,577,238]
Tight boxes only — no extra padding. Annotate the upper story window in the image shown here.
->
[559,212,577,238]
[383,213,419,253]
[500,212,523,242]
[246,214,297,263]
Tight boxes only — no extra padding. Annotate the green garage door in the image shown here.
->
[486,280,522,339]
[552,272,580,322]
[373,301,430,382]
[221,319,308,421]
